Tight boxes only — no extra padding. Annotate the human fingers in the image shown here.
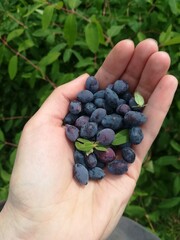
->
[134,74,178,164]
[121,38,158,91]
[95,39,134,88]
[135,51,171,101]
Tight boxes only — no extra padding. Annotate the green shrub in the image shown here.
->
[0,1,179,239]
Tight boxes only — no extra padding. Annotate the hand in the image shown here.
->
[0,39,178,240]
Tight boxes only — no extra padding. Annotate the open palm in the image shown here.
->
[4,39,177,240]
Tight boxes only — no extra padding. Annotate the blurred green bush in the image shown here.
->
[0,0,179,239]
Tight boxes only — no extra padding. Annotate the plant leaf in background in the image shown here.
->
[42,4,54,30]
[64,14,77,47]
[18,39,34,52]
[8,55,18,80]
[7,29,24,42]
[67,0,81,9]
[85,22,99,53]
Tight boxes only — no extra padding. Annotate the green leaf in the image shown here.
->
[173,175,180,196]
[0,168,11,183]
[0,129,5,142]
[161,36,180,46]
[125,205,146,217]
[18,39,34,52]
[75,141,94,152]
[156,156,180,169]
[42,5,54,30]
[8,55,18,80]
[76,138,93,144]
[24,3,45,17]
[107,25,124,38]
[64,14,77,47]
[158,197,180,209]
[134,91,145,107]
[112,129,129,146]
[170,139,180,152]
[63,48,72,62]
[168,0,179,15]
[85,22,99,53]
[67,0,81,9]
[94,146,107,151]
[54,2,63,10]
[39,51,60,67]
[144,161,154,173]
[7,28,24,42]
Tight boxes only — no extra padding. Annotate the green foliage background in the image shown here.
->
[0,0,180,239]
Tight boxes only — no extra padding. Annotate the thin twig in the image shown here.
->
[0,116,30,121]
[0,37,57,89]
[0,140,18,148]
[7,12,28,29]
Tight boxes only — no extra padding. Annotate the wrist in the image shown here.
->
[0,202,20,240]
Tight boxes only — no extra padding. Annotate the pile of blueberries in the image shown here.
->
[64,76,147,185]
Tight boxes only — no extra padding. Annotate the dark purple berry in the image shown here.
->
[94,98,106,108]
[94,90,105,99]
[85,153,97,168]
[96,161,106,169]
[121,147,136,163]
[129,127,144,144]
[65,124,79,142]
[96,128,115,146]
[89,167,105,180]
[85,76,99,93]
[124,111,147,127]
[90,108,106,123]
[77,90,94,103]
[113,80,129,95]
[119,142,131,149]
[80,122,98,139]
[121,92,132,102]
[116,104,131,116]
[84,102,97,115]
[69,100,82,115]
[63,113,79,125]
[107,159,128,175]
[96,147,115,163]
[73,163,89,185]
[129,97,143,111]
[101,114,123,131]
[75,116,89,128]
[105,88,119,108]
[74,150,86,166]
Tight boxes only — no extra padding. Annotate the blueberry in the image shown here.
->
[85,153,97,168]
[94,90,105,99]
[74,150,86,166]
[96,128,115,146]
[65,124,79,142]
[105,88,119,108]
[129,127,144,144]
[77,90,94,103]
[89,167,105,180]
[129,97,143,111]
[94,98,106,108]
[80,122,98,139]
[121,92,132,102]
[73,163,89,185]
[107,84,113,90]
[90,108,106,123]
[107,159,128,175]
[96,161,106,169]
[69,100,82,115]
[124,111,147,127]
[121,147,136,163]
[117,98,126,106]
[119,142,131,149]
[96,147,115,163]
[84,102,97,115]
[113,80,129,95]
[63,113,79,125]
[85,76,99,93]
[116,104,131,116]
[101,114,123,131]
[75,116,89,128]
